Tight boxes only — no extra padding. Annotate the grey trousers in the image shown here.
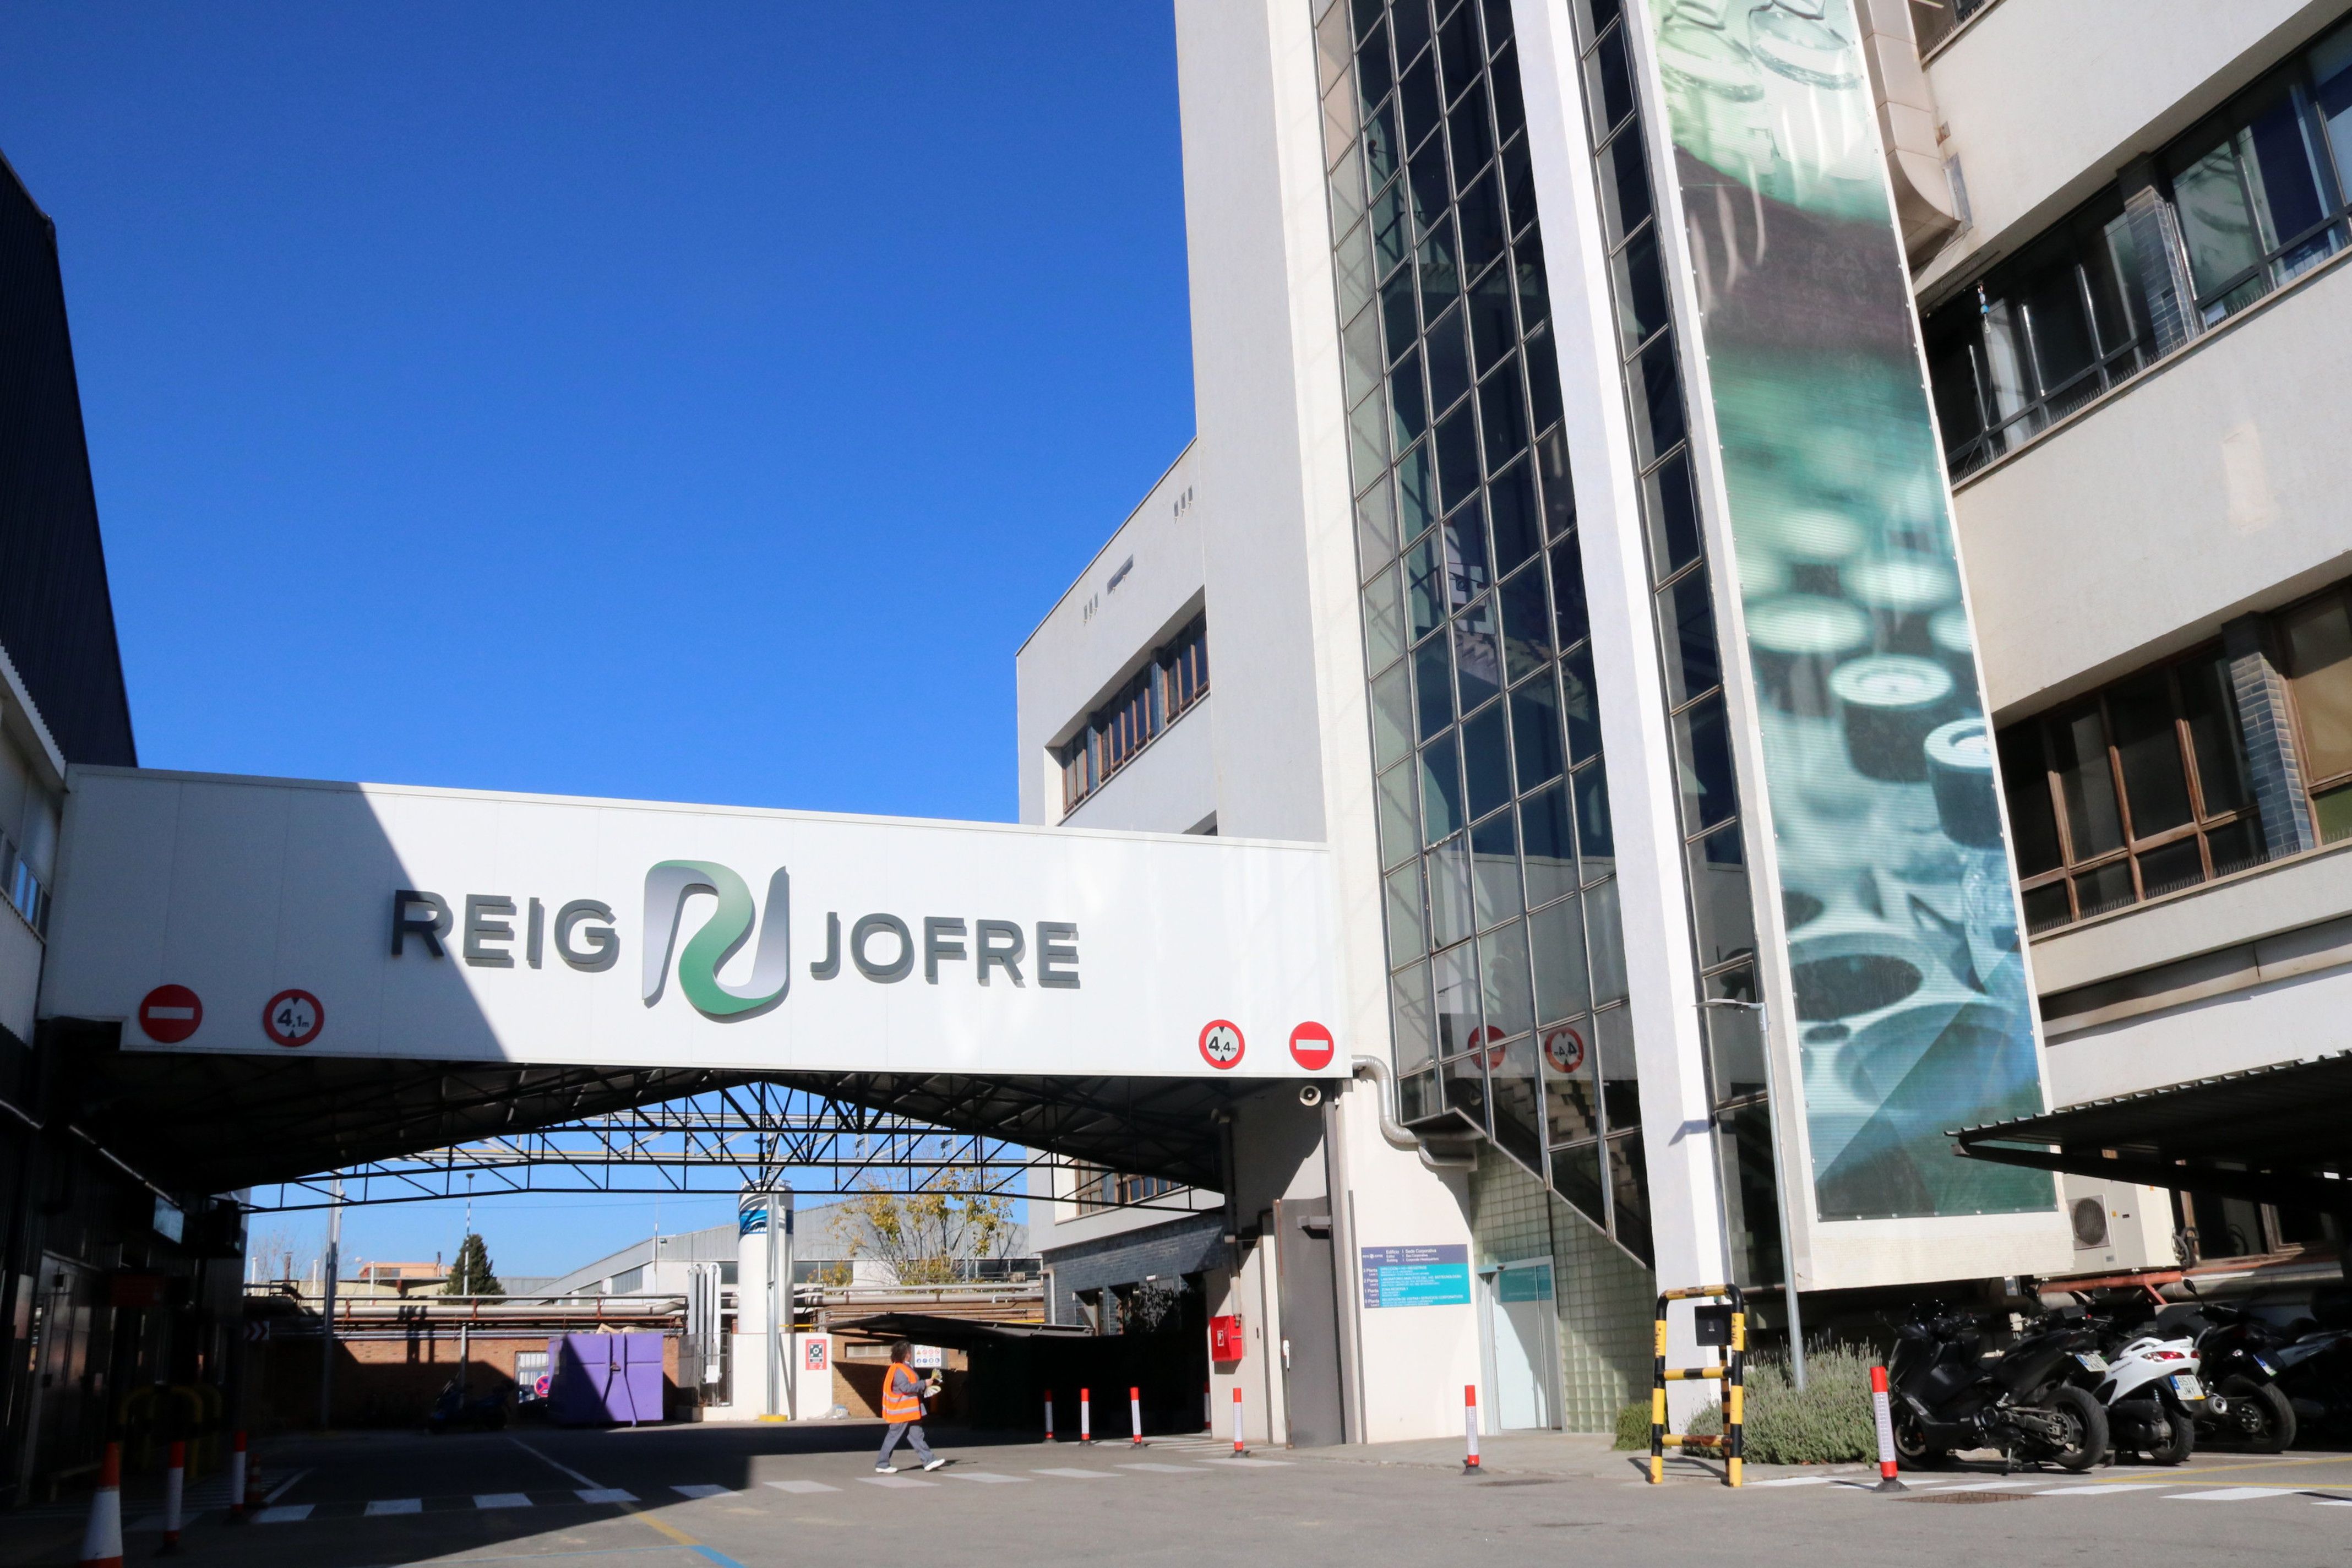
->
[878,1421,934,1466]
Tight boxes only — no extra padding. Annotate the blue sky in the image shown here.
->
[2,3,1193,1276]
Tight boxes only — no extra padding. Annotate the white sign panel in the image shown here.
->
[43,768,1341,1079]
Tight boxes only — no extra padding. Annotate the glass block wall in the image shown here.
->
[1311,0,1652,1264]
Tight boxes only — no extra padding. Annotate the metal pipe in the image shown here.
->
[1349,1055,1476,1172]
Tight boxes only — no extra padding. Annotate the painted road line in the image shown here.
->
[858,1475,939,1489]
[1196,1457,1292,1468]
[576,1488,638,1504]
[364,1498,423,1516]
[2035,1483,2172,1496]
[1745,1477,1834,1487]
[504,1434,750,1568]
[1119,1463,1212,1475]
[672,1485,731,1499]
[475,1493,534,1509]
[2166,1487,2293,1502]
[1032,1468,1117,1479]
[253,1505,314,1524]
[766,1480,840,1495]
[943,1472,1027,1484]
[2312,1498,2352,1506]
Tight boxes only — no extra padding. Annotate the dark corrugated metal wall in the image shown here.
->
[0,153,136,767]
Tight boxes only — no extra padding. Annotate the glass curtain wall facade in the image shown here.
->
[1563,0,1779,1286]
[1313,0,1652,1261]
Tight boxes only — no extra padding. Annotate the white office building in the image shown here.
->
[1019,0,2352,1444]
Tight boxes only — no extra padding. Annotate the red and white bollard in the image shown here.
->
[1869,1366,1907,1493]
[1079,1386,1093,1445]
[78,1440,123,1568]
[1230,1385,1247,1456]
[1463,1385,1481,1473]
[159,1439,186,1554]
[1129,1386,1144,1446]
[1043,1388,1055,1442]
[226,1431,248,1521]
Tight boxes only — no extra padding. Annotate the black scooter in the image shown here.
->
[2155,1299,2350,1451]
[1887,1303,2109,1471]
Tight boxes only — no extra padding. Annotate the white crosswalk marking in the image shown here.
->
[766,1480,840,1495]
[1120,1463,1212,1474]
[1745,1476,1833,1487]
[2034,1483,2171,1496]
[1033,1467,1116,1479]
[1196,1457,1291,1468]
[575,1488,636,1504]
[2165,1487,2290,1502]
[672,1485,730,1499]
[474,1494,533,1509]
[859,1475,939,1489]
[364,1499,422,1516]
[253,1505,313,1524]
[944,1472,1027,1484]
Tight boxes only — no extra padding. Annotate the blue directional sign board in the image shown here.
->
[1360,1244,1472,1308]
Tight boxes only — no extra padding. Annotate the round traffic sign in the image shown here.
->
[1198,1019,1244,1070]
[262,989,324,1048]
[1467,1025,1507,1069]
[137,984,203,1044]
[1542,1025,1586,1075]
[1288,1020,1335,1070]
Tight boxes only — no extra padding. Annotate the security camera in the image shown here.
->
[1298,1083,1322,1108]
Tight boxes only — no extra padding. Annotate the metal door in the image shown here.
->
[1478,1259,1559,1431]
[1272,1197,1346,1446]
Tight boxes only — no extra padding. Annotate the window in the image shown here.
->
[1996,645,2262,933]
[1071,1166,1180,1215]
[1057,615,1210,814]
[1320,0,1648,1263]
[1924,19,2352,477]
[2279,583,2352,842]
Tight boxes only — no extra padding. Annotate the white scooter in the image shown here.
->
[2078,1330,2207,1464]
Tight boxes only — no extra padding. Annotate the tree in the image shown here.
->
[832,1172,1018,1286]
[445,1232,504,1297]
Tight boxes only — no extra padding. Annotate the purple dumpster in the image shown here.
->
[546,1333,666,1427]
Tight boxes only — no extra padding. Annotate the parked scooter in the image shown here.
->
[1887,1304,2108,1472]
[2154,1299,2342,1452]
[2078,1321,2204,1463]
[427,1377,508,1434]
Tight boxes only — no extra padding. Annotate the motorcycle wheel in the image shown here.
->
[2043,1386,2109,1473]
[2219,1376,2296,1453]
[2142,1406,2195,1465]
[1892,1410,1950,1471]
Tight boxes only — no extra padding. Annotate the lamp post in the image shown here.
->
[1699,997,1805,1391]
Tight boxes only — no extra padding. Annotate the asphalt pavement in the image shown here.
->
[7,1419,2350,1567]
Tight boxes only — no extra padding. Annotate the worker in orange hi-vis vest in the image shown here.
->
[875,1340,946,1473]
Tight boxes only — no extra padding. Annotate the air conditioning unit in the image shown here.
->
[2060,1174,2170,1273]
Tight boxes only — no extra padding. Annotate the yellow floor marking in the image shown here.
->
[629,1507,699,1546]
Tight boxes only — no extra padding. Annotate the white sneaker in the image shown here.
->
[922,1458,946,1472]
[874,1465,895,1474]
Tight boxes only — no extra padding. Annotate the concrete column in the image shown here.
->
[2223,612,2318,861]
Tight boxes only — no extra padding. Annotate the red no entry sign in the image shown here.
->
[262,989,325,1048]
[1467,1025,1507,1069]
[1198,1019,1244,1070]
[137,984,203,1044]
[1288,1020,1335,1070]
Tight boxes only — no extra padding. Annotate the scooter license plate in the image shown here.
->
[2171,1374,2206,1401]
[2076,1352,2109,1374]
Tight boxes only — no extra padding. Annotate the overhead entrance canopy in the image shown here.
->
[1951,1051,2352,1213]
[42,767,1342,1194]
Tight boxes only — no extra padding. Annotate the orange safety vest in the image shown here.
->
[881,1362,923,1423]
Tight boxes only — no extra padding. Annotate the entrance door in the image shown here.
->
[1479,1259,1558,1431]
[1272,1197,1345,1446]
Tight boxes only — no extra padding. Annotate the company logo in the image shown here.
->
[642,861,792,1020]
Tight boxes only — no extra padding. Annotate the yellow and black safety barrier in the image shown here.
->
[1647,1283,1744,1488]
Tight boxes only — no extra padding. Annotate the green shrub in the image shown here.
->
[1683,1342,1879,1466]
[1613,1397,1654,1450]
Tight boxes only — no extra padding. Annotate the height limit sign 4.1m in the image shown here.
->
[263,988,324,1048]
